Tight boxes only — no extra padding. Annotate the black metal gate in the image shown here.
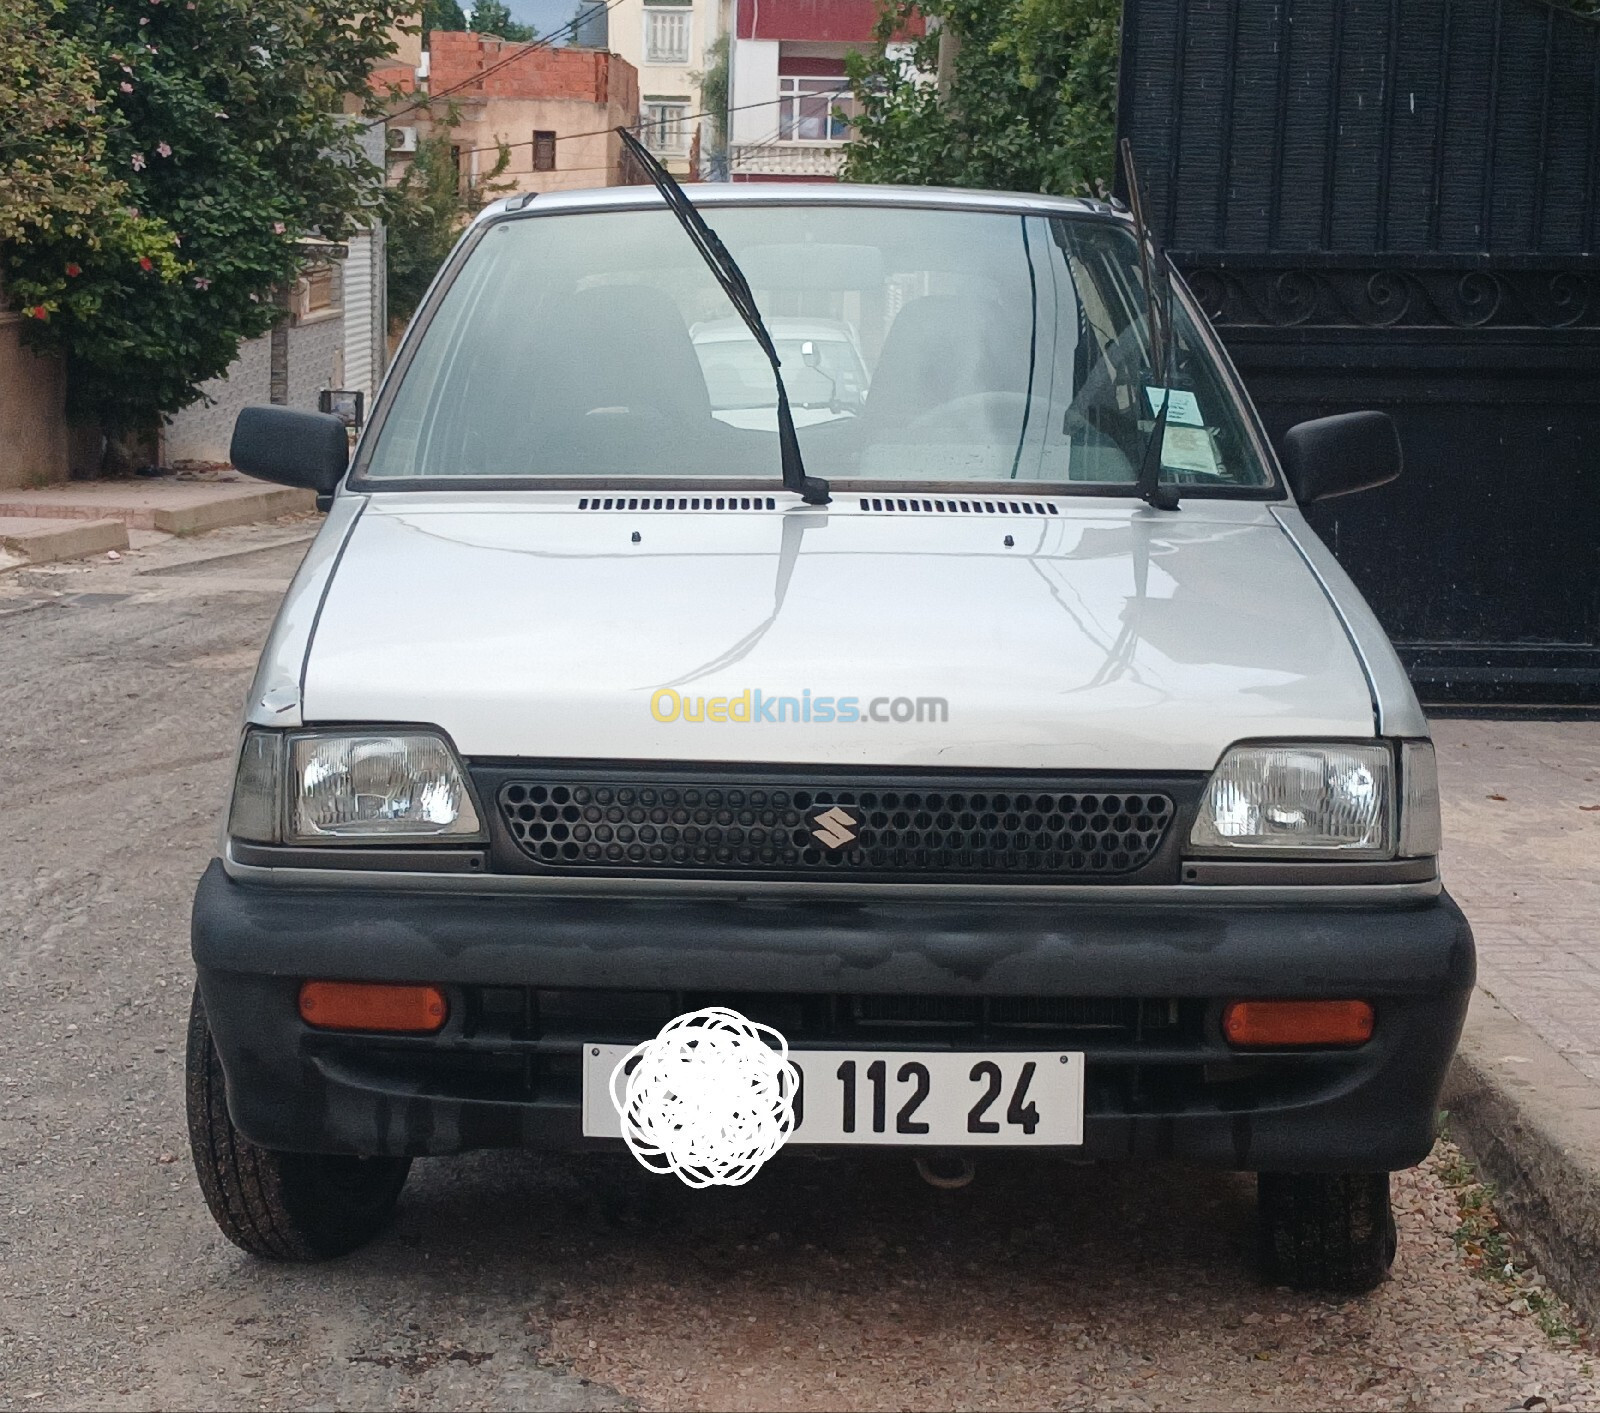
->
[1117,0,1600,704]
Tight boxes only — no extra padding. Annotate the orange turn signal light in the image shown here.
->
[298,981,448,1034]
[1222,999,1374,1049]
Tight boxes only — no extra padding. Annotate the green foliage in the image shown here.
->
[693,34,731,147]
[468,0,535,42]
[384,123,512,327]
[0,0,167,271]
[423,0,469,34]
[843,0,1121,197]
[0,0,411,436]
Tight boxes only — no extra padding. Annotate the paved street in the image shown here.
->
[1437,723,1600,1085]
[1,528,1596,1411]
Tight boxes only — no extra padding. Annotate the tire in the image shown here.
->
[1256,1171,1397,1294]
[185,987,410,1260]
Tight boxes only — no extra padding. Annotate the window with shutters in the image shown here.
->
[643,101,690,156]
[532,130,556,171]
[643,7,691,64]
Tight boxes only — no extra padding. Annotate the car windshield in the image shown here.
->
[694,324,867,416]
[361,202,1272,491]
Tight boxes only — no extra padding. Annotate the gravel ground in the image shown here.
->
[1,530,1595,1412]
[525,1142,1595,1413]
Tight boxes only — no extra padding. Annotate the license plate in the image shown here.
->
[582,1045,1084,1146]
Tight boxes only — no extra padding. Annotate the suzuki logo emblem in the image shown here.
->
[809,805,859,851]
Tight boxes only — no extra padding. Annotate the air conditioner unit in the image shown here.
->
[388,126,419,154]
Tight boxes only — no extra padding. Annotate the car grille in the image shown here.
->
[467,988,1197,1048]
[490,771,1178,880]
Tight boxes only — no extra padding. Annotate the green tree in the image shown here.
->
[0,0,175,317]
[385,125,511,328]
[0,0,411,459]
[423,0,469,34]
[693,34,730,148]
[843,0,1121,197]
[469,0,535,41]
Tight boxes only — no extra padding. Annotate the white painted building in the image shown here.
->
[585,0,728,176]
[725,0,917,182]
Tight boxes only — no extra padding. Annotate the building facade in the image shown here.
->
[727,0,917,181]
[386,33,640,197]
[576,0,727,177]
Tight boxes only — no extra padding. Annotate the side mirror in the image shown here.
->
[229,406,349,497]
[1280,410,1402,503]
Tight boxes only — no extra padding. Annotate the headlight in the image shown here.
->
[227,729,484,844]
[1189,742,1394,857]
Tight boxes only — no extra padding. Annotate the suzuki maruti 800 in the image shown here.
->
[187,178,1473,1294]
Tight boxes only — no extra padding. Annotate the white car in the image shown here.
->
[691,317,868,430]
[187,183,1473,1295]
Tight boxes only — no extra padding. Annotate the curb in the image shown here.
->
[0,517,129,569]
[149,486,315,535]
[0,483,315,534]
[1442,987,1600,1330]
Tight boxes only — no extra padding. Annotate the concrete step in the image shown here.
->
[0,516,129,571]
[0,477,315,535]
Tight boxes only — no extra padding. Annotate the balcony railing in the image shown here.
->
[729,142,848,178]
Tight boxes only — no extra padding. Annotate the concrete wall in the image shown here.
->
[0,311,70,489]
[162,314,347,467]
[451,93,636,192]
[729,37,779,144]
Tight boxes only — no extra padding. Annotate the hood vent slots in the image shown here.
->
[578,496,778,512]
[859,497,1060,516]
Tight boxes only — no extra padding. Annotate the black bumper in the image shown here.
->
[191,860,1475,1172]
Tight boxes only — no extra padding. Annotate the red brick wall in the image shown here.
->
[428,31,634,104]
[605,49,638,117]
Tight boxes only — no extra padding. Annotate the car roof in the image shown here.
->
[472,181,1128,229]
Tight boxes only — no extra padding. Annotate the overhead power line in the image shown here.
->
[370,0,627,131]
[453,93,827,160]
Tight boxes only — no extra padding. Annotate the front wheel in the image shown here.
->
[185,987,410,1260]
[1256,1171,1397,1294]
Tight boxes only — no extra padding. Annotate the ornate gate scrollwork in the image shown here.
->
[1182,264,1596,333]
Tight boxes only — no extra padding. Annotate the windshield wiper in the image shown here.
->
[1119,138,1180,512]
[616,128,831,506]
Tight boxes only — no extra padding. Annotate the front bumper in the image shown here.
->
[192,859,1474,1171]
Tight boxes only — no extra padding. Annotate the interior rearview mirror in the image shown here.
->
[1280,410,1402,503]
[229,406,349,497]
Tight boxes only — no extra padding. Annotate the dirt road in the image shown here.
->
[1,528,1593,1411]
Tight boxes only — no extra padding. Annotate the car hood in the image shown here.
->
[298,494,1375,772]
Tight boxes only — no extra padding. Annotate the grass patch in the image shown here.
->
[1432,1121,1589,1348]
